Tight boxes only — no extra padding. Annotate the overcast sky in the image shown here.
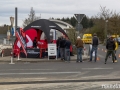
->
[0,0,120,27]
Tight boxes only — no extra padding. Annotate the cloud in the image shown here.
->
[0,0,120,26]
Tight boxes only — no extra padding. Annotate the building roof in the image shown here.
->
[49,19,73,29]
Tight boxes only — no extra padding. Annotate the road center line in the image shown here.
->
[0,69,54,71]
[82,68,113,70]
[0,72,81,75]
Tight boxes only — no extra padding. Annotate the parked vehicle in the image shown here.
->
[114,37,120,45]
[82,34,92,44]
[110,35,120,45]
[111,35,119,39]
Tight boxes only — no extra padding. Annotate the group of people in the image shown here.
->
[56,33,99,63]
[33,33,118,64]
[104,35,118,64]
[76,33,118,64]
[75,33,99,63]
[56,36,71,62]
[57,33,118,64]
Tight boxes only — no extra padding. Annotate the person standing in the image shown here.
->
[114,39,118,62]
[33,37,37,48]
[60,36,66,60]
[75,36,84,62]
[89,33,99,62]
[105,36,116,64]
[56,37,61,58]
[64,37,71,62]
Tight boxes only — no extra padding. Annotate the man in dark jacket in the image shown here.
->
[60,36,66,60]
[64,37,71,62]
[33,37,37,48]
[89,33,99,62]
[105,37,116,64]
[56,37,61,58]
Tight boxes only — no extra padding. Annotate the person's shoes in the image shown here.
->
[94,60,96,62]
[112,60,115,63]
[114,60,117,63]
[76,61,79,63]
[61,58,65,61]
[104,62,106,64]
[80,61,82,63]
[88,60,92,62]
[65,61,67,62]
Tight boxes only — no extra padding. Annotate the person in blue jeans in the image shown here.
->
[64,37,71,62]
[77,48,83,62]
[75,36,84,62]
[89,33,99,62]
[89,46,98,62]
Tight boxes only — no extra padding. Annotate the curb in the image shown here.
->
[0,55,90,63]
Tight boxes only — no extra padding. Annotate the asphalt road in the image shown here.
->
[0,44,120,90]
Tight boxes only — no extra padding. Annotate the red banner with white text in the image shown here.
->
[15,28,27,57]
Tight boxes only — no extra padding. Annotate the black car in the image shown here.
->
[117,37,120,45]
[114,37,120,45]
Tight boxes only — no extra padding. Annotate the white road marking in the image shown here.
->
[0,69,54,71]
[0,72,81,75]
[82,68,113,70]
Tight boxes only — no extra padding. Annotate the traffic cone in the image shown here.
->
[97,57,100,60]
[105,50,107,52]
[115,60,117,63]
[119,54,120,58]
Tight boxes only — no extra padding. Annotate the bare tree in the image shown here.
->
[109,12,120,35]
[22,7,41,28]
[91,6,120,42]
[97,6,113,20]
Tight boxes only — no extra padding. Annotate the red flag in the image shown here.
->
[15,28,27,57]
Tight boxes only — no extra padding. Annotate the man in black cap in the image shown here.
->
[89,33,99,62]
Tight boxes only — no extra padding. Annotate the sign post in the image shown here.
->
[74,14,85,35]
[9,16,15,64]
[74,14,85,23]
[48,43,57,60]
